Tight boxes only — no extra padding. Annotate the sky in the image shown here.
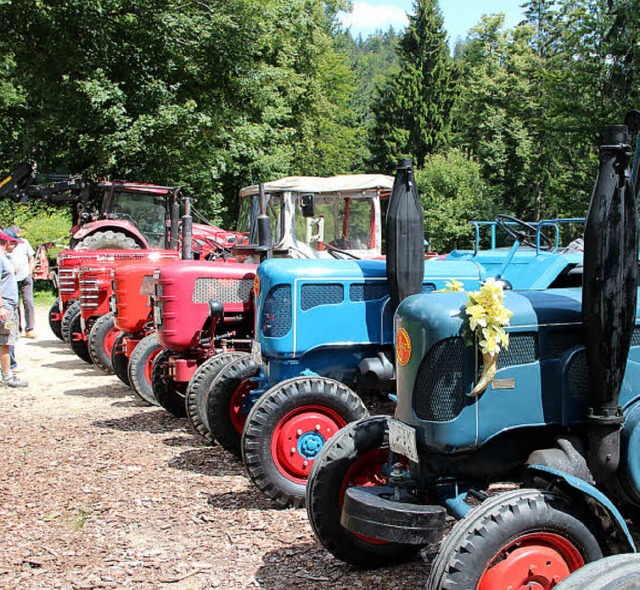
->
[338,1,527,46]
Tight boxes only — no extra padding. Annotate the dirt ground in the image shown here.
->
[0,305,433,590]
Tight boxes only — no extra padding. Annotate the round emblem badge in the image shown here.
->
[396,327,412,366]
[254,275,260,298]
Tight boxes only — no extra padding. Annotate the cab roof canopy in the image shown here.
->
[239,174,394,198]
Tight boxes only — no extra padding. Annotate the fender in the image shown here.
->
[72,220,148,248]
[528,464,636,552]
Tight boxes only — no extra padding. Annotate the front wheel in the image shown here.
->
[306,415,422,568]
[242,377,368,508]
[111,331,131,387]
[128,333,162,405]
[185,352,248,443]
[49,298,63,340]
[427,488,606,590]
[61,301,80,343]
[68,311,92,364]
[555,553,640,589]
[207,357,261,458]
[151,349,187,417]
[88,312,119,374]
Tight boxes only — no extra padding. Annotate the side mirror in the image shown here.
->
[301,194,315,218]
[208,300,224,321]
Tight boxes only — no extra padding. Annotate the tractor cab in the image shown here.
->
[237,175,393,260]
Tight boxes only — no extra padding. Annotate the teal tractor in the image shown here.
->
[306,113,640,588]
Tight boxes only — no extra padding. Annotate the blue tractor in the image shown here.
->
[193,160,587,509]
[305,115,640,586]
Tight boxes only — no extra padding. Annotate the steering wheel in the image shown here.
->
[495,214,553,251]
[323,242,360,260]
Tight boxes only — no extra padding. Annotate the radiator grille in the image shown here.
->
[349,283,388,302]
[413,337,467,422]
[301,284,344,311]
[192,278,253,304]
[546,331,584,359]
[496,333,538,369]
[262,285,291,338]
[566,349,589,403]
[58,268,77,294]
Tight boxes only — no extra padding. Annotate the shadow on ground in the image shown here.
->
[93,409,186,434]
[256,543,429,590]
[168,447,246,479]
[65,382,130,400]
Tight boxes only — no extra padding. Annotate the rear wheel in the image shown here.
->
[88,313,119,374]
[185,352,248,443]
[128,333,161,405]
[152,349,187,417]
[427,488,606,590]
[68,311,92,364]
[48,298,63,340]
[207,357,261,458]
[61,301,80,343]
[243,377,368,508]
[306,415,421,568]
[555,553,640,589]
[75,230,140,250]
[111,331,131,387]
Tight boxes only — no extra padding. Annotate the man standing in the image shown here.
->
[5,226,36,338]
[0,231,27,387]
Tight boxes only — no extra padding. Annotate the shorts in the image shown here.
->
[0,308,19,346]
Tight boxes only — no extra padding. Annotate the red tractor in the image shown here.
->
[144,175,393,425]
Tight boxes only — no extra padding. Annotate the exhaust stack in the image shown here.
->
[583,121,638,482]
[386,159,424,312]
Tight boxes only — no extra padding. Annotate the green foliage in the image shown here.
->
[369,0,458,170]
[415,149,493,252]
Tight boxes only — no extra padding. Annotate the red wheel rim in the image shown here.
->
[339,447,390,545]
[144,347,161,386]
[478,532,585,590]
[270,405,347,483]
[229,379,259,434]
[103,327,120,358]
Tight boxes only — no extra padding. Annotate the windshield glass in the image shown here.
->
[105,191,168,248]
[294,196,374,252]
[237,195,283,244]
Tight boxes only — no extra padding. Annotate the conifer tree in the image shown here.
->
[369,0,457,170]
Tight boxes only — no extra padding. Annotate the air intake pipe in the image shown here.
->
[181,194,193,260]
[170,192,180,251]
[583,120,638,482]
[386,159,425,312]
[256,183,272,261]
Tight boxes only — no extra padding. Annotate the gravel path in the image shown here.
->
[0,306,429,589]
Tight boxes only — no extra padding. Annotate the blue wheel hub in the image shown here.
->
[298,431,325,458]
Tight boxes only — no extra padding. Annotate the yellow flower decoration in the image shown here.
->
[438,278,465,292]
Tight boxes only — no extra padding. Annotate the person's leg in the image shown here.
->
[22,277,36,334]
[2,310,26,387]
[16,279,24,333]
[0,344,10,374]
[9,345,16,369]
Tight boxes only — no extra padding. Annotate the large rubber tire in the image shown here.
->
[128,333,162,405]
[555,553,640,589]
[75,230,140,250]
[49,298,64,340]
[427,488,606,590]
[88,313,119,374]
[243,377,368,508]
[68,311,92,364]
[185,352,248,443]
[111,331,131,387]
[306,415,421,568]
[207,357,261,458]
[151,348,187,417]
[61,301,81,343]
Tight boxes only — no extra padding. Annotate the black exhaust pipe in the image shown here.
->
[256,183,272,261]
[181,195,193,260]
[583,121,638,482]
[386,159,424,312]
[170,191,180,250]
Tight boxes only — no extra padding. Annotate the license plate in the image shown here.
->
[388,419,419,464]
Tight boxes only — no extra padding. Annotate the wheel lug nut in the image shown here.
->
[303,461,308,467]
[290,447,296,454]
[315,424,321,431]
[296,429,302,436]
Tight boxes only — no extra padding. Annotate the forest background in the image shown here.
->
[1,0,638,251]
